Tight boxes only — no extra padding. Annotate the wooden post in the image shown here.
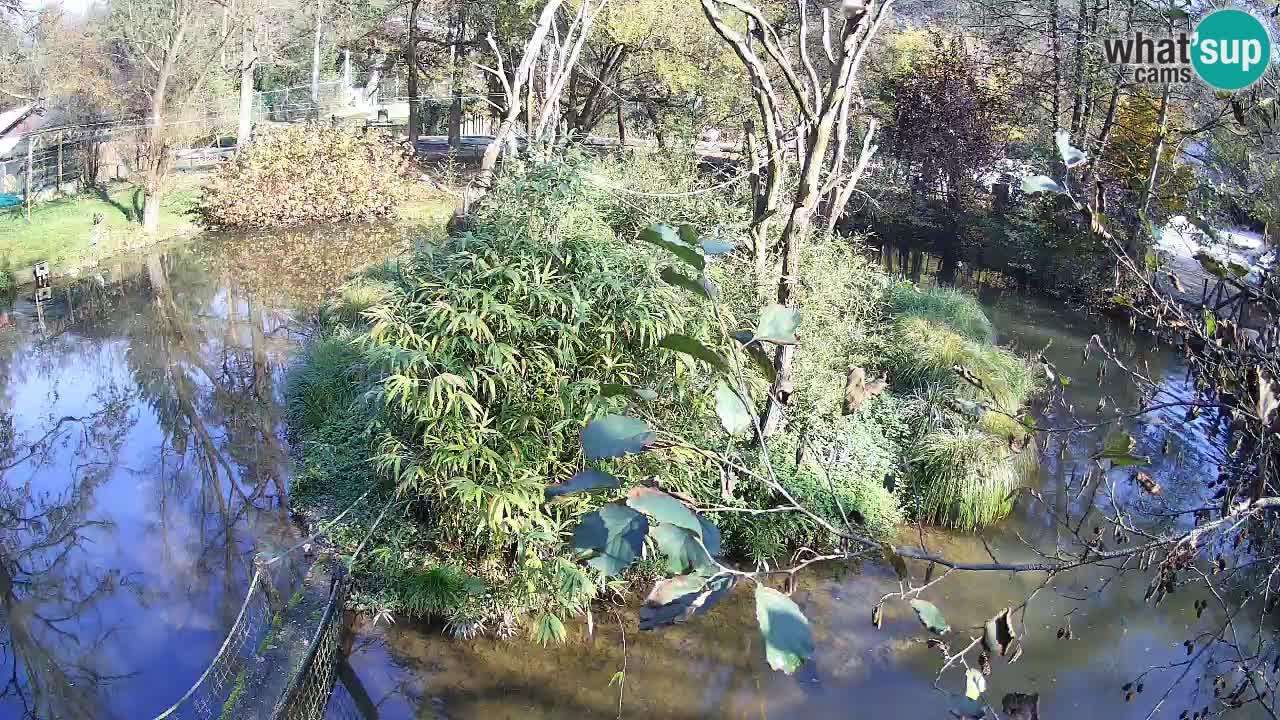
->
[24,137,34,221]
[56,132,64,194]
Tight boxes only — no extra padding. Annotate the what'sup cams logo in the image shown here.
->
[1102,8,1274,90]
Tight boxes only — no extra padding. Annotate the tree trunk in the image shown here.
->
[407,0,421,150]
[310,0,324,113]
[1128,82,1170,257]
[447,10,464,150]
[1049,0,1061,128]
[1068,0,1088,137]
[237,18,257,151]
[479,0,568,182]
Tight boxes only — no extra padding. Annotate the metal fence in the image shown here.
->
[269,567,349,720]
[151,573,275,720]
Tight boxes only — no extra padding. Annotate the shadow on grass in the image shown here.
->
[93,185,136,223]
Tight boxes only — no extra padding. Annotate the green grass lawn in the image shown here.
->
[0,183,200,279]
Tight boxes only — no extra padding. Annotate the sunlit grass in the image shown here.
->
[889,284,996,344]
[0,183,199,277]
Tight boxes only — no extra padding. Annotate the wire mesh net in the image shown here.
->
[152,573,274,720]
[270,569,349,720]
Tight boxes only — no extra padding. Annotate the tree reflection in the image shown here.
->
[0,391,135,720]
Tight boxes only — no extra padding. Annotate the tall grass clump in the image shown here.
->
[285,335,365,435]
[888,316,1036,415]
[889,284,996,344]
[910,428,1025,530]
[880,288,1040,530]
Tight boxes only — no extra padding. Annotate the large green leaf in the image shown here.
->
[754,305,800,345]
[570,503,649,577]
[1054,129,1087,168]
[948,693,987,719]
[715,381,754,435]
[910,599,951,634]
[1090,431,1150,467]
[545,469,620,499]
[660,267,712,300]
[638,572,736,630]
[658,334,730,374]
[639,224,704,271]
[755,585,815,674]
[581,415,655,460]
[730,330,778,382]
[1020,175,1064,194]
[701,238,736,255]
[626,486,702,535]
[651,523,714,574]
[699,516,722,557]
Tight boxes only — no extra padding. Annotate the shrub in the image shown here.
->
[197,125,411,228]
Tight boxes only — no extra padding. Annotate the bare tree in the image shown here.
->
[109,0,233,232]
[701,0,893,435]
[475,0,609,184]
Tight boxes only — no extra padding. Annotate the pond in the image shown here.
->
[0,223,415,720]
[0,231,1264,719]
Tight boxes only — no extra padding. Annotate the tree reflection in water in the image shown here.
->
[0,391,135,720]
[0,226,412,719]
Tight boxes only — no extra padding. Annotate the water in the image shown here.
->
[0,224,412,720]
[0,230,1263,719]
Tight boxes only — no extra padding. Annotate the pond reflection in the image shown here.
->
[0,223,412,720]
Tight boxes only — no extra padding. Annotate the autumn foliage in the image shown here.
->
[197,125,411,228]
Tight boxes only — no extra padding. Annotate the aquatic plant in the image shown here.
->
[909,428,1025,530]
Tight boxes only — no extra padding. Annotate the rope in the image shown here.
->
[262,485,378,566]
[150,572,263,720]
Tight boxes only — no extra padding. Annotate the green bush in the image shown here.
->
[290,159,709,629]
[197,125,410,228]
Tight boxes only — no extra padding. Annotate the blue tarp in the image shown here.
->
[0,194,20,209]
